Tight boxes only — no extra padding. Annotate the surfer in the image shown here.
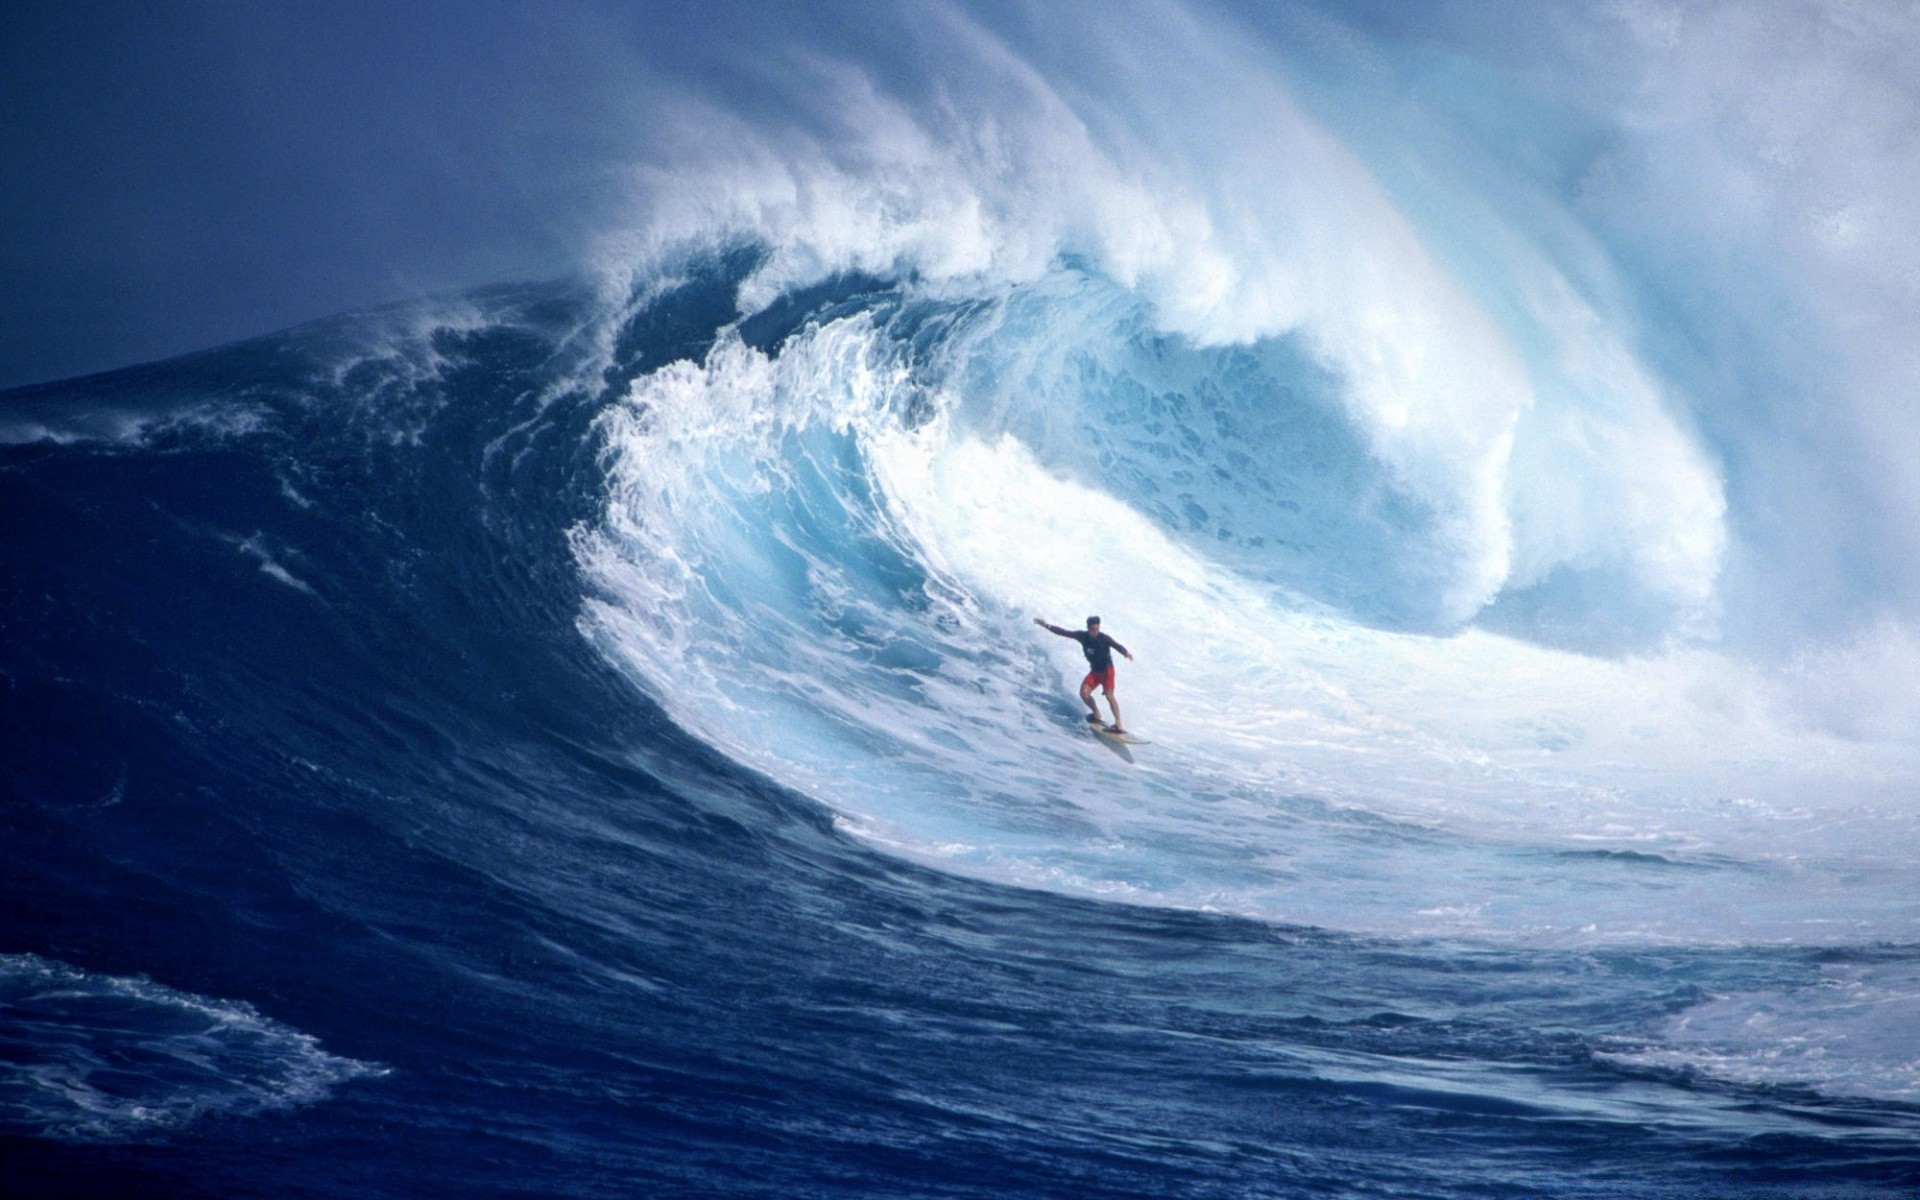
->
[1033,615,1134,732]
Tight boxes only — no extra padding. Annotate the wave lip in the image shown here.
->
[0,954,385,1143]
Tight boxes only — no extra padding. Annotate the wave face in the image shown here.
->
[6,2,1920,1196]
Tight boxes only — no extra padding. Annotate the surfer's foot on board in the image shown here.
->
[1085,713,1102,724]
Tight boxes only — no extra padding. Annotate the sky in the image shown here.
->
[0,1,733,390]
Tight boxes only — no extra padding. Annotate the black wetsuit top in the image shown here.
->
[1047,626,1127,672]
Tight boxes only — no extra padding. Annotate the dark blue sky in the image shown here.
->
[0,0,858,389]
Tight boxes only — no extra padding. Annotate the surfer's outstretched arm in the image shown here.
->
[1033,618,1077,638]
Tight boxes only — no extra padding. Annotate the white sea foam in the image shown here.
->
[0,954,384,1142]
[1601,956,1920,1105]
[0,402,269,449]
[238,534,319,596]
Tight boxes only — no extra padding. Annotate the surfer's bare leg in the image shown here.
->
[1079,680,1102,722]
[1104,688,1123,733]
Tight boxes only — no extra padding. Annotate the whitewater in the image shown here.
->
[6,2,1920,1196]
[571,3,1920,947]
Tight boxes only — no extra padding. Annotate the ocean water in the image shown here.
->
[6,3,1920,1196]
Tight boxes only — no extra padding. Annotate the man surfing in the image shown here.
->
[1033,615,1134,733]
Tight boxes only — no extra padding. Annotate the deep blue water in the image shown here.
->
[4,265,1917,1198]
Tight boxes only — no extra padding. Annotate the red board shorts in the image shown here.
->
[1082,667,1117,692]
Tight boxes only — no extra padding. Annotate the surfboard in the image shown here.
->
[1093,724,1150,746]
